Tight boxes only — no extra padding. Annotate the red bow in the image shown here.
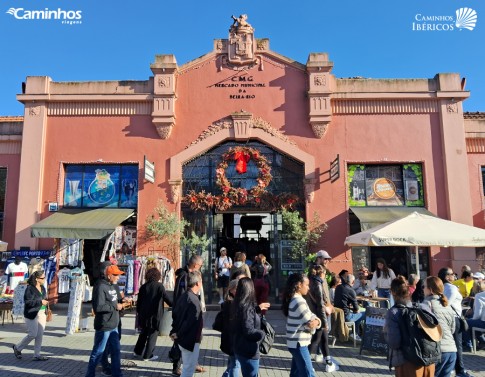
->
[234,151,250,174]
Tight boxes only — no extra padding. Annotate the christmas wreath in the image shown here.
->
[182,146,299,211]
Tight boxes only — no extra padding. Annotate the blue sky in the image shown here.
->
[0,0,483,115]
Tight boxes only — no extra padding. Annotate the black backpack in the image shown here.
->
[395,304,441,366]
[259,316,275,354]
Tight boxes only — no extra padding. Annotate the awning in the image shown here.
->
[31,208,134,239]
[350,207,435,231]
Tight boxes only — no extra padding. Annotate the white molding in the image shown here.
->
[332,99,439,114]
[47,102,152,116]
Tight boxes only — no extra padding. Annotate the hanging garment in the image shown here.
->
[44,256,57,286]
[57,267,71,294]
[12,284,27,318]
[65,273,85,335]
[5,262,29,291]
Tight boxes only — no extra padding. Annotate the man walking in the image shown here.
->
[171,271,204,377]
[85,265,124,377]
[172,254,205,375]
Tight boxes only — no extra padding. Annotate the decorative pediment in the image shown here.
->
[169,112,316,204]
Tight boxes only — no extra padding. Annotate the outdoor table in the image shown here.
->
[0,301,14,325]
[357,295,391,309]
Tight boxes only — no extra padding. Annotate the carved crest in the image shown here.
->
[228,14,256,66]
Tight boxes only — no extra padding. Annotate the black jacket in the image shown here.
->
[23,285,46,320]
[305,275,328,327]
[334,282,359,317]
[171,290,203,352]
[137,280,172,329]
[92,278,120,331]
[173,266,189,306]
[220,300,234,355]
[232,305,265,360]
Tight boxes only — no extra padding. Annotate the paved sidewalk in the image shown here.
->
[0,304,484,377]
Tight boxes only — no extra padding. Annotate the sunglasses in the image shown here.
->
[447,272,454,275]
[38,276,46,279]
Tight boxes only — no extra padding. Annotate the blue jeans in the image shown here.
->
[222,354,241,377]
[288,344,315,377]
[377,288,394,308]
[435,351,457,377]
[85,328,122,377]
[345,312,366,334]
[235,354,259,377]
[463,318,485,347]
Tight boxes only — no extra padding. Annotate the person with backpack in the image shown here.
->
[283,272,321,377]
[230,252,251,280]
[231,277,266,377]
[422,276,457,377]
[384,276,441,377]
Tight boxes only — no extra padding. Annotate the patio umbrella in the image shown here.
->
[345,211,485,274]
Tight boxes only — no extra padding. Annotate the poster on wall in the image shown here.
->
[348,164,424,207]
[64,164,138,208]
[365,166,404,206]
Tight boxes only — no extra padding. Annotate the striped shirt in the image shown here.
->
[286,293,319,348]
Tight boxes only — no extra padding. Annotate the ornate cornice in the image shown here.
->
[187,115,295,149]
[48,102,152,116]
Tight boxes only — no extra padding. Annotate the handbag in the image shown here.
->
[451,305,469,332]
[46,304,53,322]
[212,310,223,332]
[259,316,275,354]
[168,342,181,362]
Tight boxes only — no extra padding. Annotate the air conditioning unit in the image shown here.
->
[48,202,59,212]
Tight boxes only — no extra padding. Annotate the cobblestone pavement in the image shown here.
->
[0,304,483,377]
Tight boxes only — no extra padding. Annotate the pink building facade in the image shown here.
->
[2,18,484,297]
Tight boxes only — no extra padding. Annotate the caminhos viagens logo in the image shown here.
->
[412,7,477,31]
[6,7,82,25]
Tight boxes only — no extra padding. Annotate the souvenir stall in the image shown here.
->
[1,250,56,323]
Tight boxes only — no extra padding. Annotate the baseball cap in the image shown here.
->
[472,272,484,279]
[315,250,331,259]
[106,265,124,276]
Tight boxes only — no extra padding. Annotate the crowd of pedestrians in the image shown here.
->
[9,247,485,377]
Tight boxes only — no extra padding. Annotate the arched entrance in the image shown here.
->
[181,141,305,304]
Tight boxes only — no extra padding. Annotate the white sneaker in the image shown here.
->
[325,362,339,372]
[143,355,158,361]
[314,355,324,363]
[218,299,224,305]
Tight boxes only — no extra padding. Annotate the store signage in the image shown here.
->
[12,250,52,258]
[144,155,155,183]
[330,154,340,181]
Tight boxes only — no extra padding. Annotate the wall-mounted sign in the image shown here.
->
[48,202,58,212]
[144,156,155,183]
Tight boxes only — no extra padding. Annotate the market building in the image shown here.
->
[1,16,484,302]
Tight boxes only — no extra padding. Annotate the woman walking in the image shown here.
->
[283,272,321,377]
[423,276,456,377]
[251,254,272,316]
[438,267,474,377]
[384,276,438,376]
[370,258,396,307]
[134,267,172,361]
[306,265,338,372]
[232,277,265,377]
[217,279,240,377]
[13,270,49,361]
